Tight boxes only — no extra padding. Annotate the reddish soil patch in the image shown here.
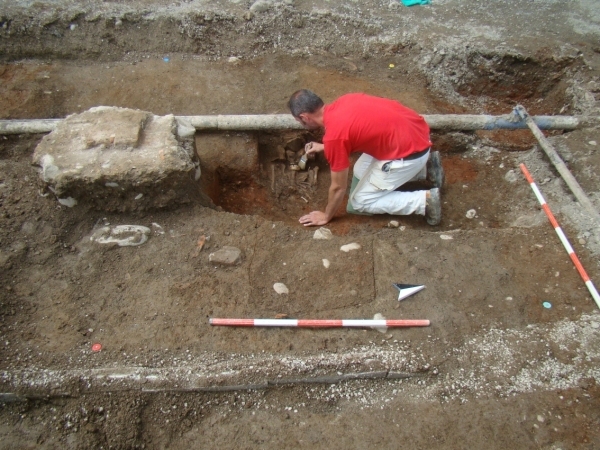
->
[443,155,479,184]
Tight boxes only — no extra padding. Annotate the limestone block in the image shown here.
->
[32,106,206,211]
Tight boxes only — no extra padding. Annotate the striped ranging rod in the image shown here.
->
[209,318,430,328]
[520,163,600,309]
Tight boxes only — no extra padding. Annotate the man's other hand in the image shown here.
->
[305,142,324,156]
[299,211,330,227]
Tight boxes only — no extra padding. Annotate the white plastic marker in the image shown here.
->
[209,318,430,327]
[393,283,425,301]
[520,163,600,309]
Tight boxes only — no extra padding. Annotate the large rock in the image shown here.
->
[32,106,208,211]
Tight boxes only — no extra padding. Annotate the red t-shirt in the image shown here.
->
[322,93,432,172]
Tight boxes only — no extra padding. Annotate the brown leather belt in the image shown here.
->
[403,148,430,160]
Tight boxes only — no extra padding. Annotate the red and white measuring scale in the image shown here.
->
[520,163,600,309]
[209,318,430,328]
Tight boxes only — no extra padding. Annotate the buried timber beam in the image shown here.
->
[515,105,600,226]
[0,366,422,402]
[1,113,600,135]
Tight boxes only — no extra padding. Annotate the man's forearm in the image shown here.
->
[324,184,346,220]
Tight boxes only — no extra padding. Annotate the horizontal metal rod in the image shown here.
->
[1,113,599,135]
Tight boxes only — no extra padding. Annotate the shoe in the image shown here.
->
[425,188,442,225]
[426,151,445,189]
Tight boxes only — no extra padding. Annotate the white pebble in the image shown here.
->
[589,140,597,146]
[273,283,289,294]
[506,296,513,301]
[340,243,361,252]
[466,209,477,219]
[388,220,399,228]
[440,234,453,240]
[537,415,545,423]
[505,170,518,183]
[322,259,330,269]
[314,227,333,240]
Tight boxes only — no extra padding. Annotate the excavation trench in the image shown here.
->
[0,22,597,412]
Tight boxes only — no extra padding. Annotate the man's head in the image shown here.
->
[288,89,324,130]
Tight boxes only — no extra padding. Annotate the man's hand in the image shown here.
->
[298,168,349,227]
[305,142,324,156]
[299,210,330,227]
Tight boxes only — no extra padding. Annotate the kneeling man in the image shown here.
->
[287,90,444,227]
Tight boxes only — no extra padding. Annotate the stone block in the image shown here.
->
[32,106,207,211]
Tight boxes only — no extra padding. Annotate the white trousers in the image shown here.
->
[350,152,429,216]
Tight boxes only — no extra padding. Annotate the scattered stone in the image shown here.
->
[387,220,399,228]
[58,197,77,208]
[371,313,387,334]
[91,225,151,247]
[227,56,241,64]
[537,415,545,423]
[579,238,587,245]
[273,282,289,294]
[466,209,477,219]
[250,0,272,13]
[191,235,207,258]
[151,223,165,235]
[440,234,453,240]
[340,243,361,252]
[589,140,597,146]
[209,246,242,266]
[591,322,600,329]
[504,170,518,183]
[322,259,330,268]
[313,227,333,240]
[506,296,513,301]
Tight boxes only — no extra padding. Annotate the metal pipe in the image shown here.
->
[1,113,599,135]
[515,105,600,225]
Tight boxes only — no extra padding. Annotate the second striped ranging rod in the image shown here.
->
[520,163,600,309]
